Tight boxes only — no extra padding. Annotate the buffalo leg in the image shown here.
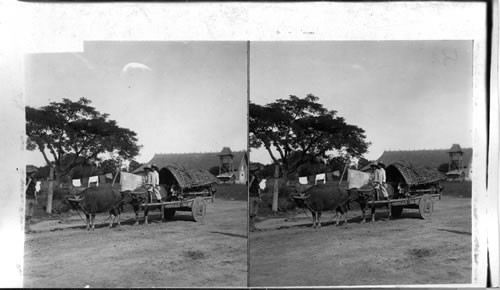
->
[117,212,121,227]
[133,206,140,226]
[371,207,376,223]
[387,203,392,220]
[144,208,149,225]
[109,213,115,228]
[85,214,91,230]
[90,214,96,231]
[360,207,366,223]
[311,211,317,228]
[317,212,322,228]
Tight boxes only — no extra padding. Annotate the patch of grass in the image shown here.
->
[214,184,247,201]
[183,250,207,260]
[407,248,435,259]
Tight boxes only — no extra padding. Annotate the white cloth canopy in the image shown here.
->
[89,176,99,187]
[72,179,82,187]
[35,181,41,192]
[315,173,326,185]
[347,169,371,189]
[259,179,267,190]
[120,172,144,192]
[299,176,308,185]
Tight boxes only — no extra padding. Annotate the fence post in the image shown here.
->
[46,166,54,214]
[272,164,279,212]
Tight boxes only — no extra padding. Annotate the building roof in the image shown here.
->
[134,149,247,173]
[219,147,233,156]
[448,144,463,153]
[377,147,472,169]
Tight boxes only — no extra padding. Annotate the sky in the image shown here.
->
[249,41,473,165]
[25,41,248,166]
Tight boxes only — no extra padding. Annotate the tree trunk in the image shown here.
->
[46,166,54,214]
[272,164,279,212]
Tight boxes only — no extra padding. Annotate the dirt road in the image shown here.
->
[249,196,471,286]
[24,200,247,288]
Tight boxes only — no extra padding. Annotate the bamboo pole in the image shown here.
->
[111,169,119,187]
[338,163,349,186]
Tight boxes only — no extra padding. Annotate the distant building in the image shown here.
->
[134,147,248,184]
[376,144,472,181]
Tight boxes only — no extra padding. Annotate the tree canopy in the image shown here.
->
[26,98,141,180]
[249,94,370,177]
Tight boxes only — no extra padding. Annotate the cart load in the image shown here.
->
[158,164,219,197]
[386,161,445,198]
[384,160,445,219]
[120,164,218,222]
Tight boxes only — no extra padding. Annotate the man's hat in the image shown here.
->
[151,164,159,171]
[143,165,152,171]
[377,161,385,168]
[369,162,379,168]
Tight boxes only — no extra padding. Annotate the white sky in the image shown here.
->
[25,41,248,166]
[249,41,473,165]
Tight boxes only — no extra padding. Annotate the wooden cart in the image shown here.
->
[367,161,445,219]
[137,164,218,222]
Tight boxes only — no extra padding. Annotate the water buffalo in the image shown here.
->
[66,187,133,230]
[349,183,395,223]
[123,185,169,225]
[291,183,355,228]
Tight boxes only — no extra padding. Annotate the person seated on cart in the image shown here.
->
[170,184,183,200]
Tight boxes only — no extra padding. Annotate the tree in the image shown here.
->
[249,94,370,179]
[100,159,121,174]
[128,160,142,172]
[26,98,141,182]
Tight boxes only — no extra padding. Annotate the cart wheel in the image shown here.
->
[418,194,434,219]
[391,205,404,218]
[164,208,176,220]
[191,197,206,222]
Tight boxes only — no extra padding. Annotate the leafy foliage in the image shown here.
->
[128,160,142,172]
[249,94,369,177]
[26,98,141,180]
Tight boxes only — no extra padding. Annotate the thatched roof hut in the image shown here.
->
[378,147,472,170]
[159,164,219,189]
[386,161,445,186]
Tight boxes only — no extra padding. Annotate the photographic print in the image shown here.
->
[23,41,248,287]
[248,41,476,286]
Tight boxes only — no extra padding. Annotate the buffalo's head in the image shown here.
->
[291,193,310,209]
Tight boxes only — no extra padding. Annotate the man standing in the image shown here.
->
[151,164,162,202]
[249,164,262,232]
[25,167,38,233]
[377,161,389,200]
[143,165,154,203]
[371,162,388,200]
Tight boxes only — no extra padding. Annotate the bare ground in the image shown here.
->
[24,200,247,288]
[249,196,471,286]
